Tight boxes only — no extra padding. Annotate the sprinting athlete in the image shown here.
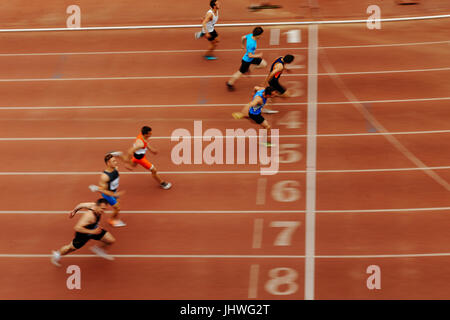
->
[51,199,115,267]
[226,27,267,91]
[88,153,126,228]
[232,86,276,146]
[195,0,220,60]
[264,54,295,97]
[113,126,172,190]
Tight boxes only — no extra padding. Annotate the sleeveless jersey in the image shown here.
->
[270,57,285,79]
[133,133,148,160]
[203,9,218,33]
[249,89,267,115]
[103,169,119,192]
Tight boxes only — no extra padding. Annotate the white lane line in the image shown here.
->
[0,40,448,57]
[0,67,448,82]
[0,13,449,33]
[0,253,449,259]
[4,129,450,141]
[319,40,450,49]
[1,206,450,214]
[0,96,449,110]
[3,166,450,175]
[252,219,264,249]
[320,51,450,192]
[0,47,306,57]
[255,178,267,205]
[304,24,318,301]
[248,264,260,299]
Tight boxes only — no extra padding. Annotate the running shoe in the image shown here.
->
[232,112,244,119]
[226,82,235,91]
[160,182,172,190]
[195,31,205,39]
[51,250,61,267]
[90,246,115,260]
[109,219,127,227]
[204,55,218,60]
[261,142,276,148]
[88,185,99,192]
[262,109,279,114]
[109,151,123,157]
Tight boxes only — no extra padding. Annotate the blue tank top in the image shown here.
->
[249,89,267,115]
[242,34,257,62]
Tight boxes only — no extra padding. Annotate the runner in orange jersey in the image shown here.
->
[111,126,172,190]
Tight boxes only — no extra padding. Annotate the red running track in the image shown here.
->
[0,3,450,299]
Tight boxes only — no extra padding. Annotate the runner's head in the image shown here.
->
[104,153,118,167]
[141,126,152,139]
[252,27,264,38]
[210,0,218,9]
[95,198,109,213]
[264,86,275,97]
[283,54,294,64]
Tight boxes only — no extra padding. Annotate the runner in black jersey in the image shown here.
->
[264,54,294,97]
[51,198,116,267]
[89,153,126,227]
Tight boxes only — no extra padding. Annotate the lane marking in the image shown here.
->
[0,67,448,82]
[252,219,264,249]
[304,24,318,301]
[3,165,450,175]
[4,129,450,141]
[0,96,449,110]
[0,47,306,57]
[255,178,267,205]
[0,13,448,32]
[0,253,449,259]
[1,206,450,214]
[320,50,450,192]
[248,264,260,298]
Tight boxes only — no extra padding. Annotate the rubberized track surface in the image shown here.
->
[1,1,450,299]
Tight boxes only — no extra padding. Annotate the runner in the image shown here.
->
[263,54,295,97]
[51,199,115,267]
[88,153,126,228]
[113,126,172,190]
[232,86,276,146]
[226,27,267,91]
[195,0,220,60]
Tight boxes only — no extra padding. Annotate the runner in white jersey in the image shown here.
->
[195,0,220,60]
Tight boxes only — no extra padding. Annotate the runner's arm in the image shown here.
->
[69,202,95,218]
[147,143,159,155]
[127,139,144,158]
[264,63,283,85]
[95,174,117,197]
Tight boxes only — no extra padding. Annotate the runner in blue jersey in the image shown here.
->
[226,27,267,91]
[232,86,276,146]
[88,153,126,227]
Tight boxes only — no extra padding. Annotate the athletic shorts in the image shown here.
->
[269,77,286,94]
[132,156,154,170]
[239,57,263,74]
[101,193,117,206]
[72,229,107,249]
[207,30,218,41]
[249,112,265,125]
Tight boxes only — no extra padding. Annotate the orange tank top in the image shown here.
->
[133,133,148,159]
